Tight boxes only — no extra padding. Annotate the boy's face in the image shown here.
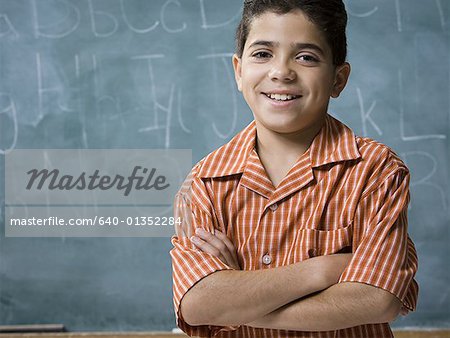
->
[233,10,350,135]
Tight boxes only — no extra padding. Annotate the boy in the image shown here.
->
[170,0,418,337]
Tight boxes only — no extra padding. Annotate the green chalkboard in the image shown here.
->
[0,0,449,331]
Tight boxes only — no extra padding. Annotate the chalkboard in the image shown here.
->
[0,0,449,332]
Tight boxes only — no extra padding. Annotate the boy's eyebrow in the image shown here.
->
[247,40,325,56]
[293,42,325,56]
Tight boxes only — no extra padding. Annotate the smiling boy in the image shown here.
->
[170,1,418,337]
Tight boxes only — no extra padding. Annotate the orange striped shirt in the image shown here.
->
[170,114,419,337]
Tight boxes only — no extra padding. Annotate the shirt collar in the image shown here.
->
[197,114,361,178]
[197,120,257,178]
[309,114,361,167]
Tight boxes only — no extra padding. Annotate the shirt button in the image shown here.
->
[269,203,278,211]
[262,254,272,265]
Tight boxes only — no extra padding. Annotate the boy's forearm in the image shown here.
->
[181,256,324,326]
[246,282,402,331]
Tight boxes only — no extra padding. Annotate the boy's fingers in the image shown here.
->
[200,232,234,263]
[191,236,227,262]
[211,230,240,269]
[213,230,239,259]
[195,229,228,252]
[192,229,237,268]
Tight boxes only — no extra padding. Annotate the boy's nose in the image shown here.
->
[268,60,296,82]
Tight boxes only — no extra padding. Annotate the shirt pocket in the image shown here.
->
[298,221,353,258]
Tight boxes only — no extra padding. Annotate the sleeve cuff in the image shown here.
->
[171,238,242,336]
[338,266,418,312]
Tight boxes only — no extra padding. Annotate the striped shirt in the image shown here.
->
[170,114,419,338]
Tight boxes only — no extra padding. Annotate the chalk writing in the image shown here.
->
[197,53,238,139]
[32,0,80,38]
[161,0,187,33]
[0,12,18,38]
[120,0,159,33]
[176,88,191,134]
[36,52,78,126]
[398,70,446,141]
[435,0,446,31]
[346,3,378,18]
[36,52,48,122]
[356,87,381,137]
[91,52,126,142]
[73,54,88,148]
[0,93,18,154]
[199,0,241,29]
[395,0,402,32]
[402,151,448,210]
[132,55,176,148]
[88,0,119,38]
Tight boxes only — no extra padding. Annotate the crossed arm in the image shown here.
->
[180,228,403,331]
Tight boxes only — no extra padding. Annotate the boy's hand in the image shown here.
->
[191,228,241,270]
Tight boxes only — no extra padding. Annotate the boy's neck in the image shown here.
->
[255,116,326,164]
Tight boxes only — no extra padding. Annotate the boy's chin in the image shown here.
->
[258,121,310,135]
[255,117,323,136]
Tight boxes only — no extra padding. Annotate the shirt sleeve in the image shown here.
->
[169,167,241,337]
[338,166,419,313]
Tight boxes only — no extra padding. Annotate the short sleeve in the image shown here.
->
[169,167,241,337]
[338,167,419,313]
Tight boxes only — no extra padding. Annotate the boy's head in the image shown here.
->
[231,0,351,136]
[235,0,348,66]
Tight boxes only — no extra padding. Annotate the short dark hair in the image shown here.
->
[235,0,348,65]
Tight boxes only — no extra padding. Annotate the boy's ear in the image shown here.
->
[232,54,243,92]
[331,62,351,98]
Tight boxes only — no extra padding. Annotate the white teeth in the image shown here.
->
[266,93,299,101]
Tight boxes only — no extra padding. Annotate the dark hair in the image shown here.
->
[235,0,348,65]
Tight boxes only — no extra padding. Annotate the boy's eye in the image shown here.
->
[252,51,272,59]
[297,54,319,63]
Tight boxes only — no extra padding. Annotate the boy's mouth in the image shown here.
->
[263,93,301,102]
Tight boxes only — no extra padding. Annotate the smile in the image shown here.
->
[263,93,301,101]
